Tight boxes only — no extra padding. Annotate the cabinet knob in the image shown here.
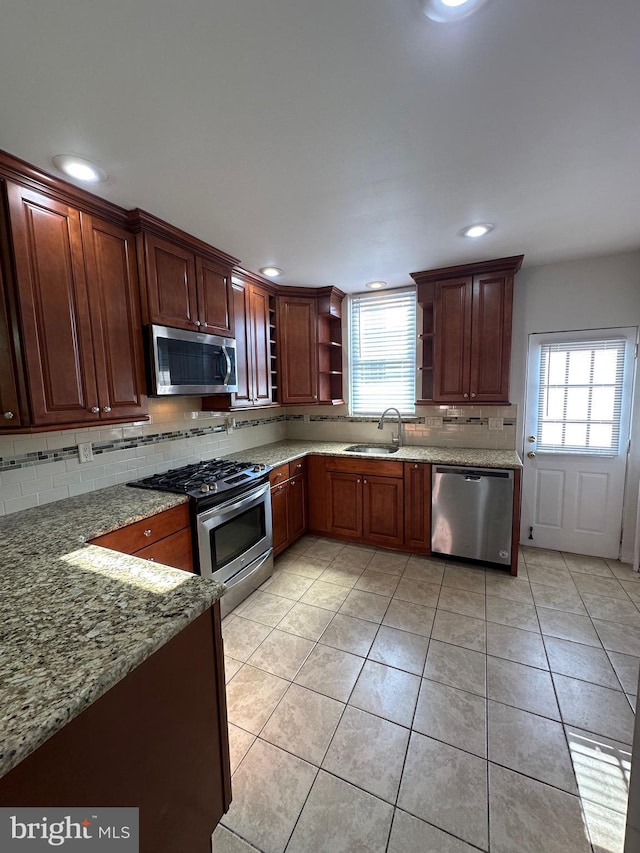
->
[471,392,476,398]
[414,464,418,469]
[143,529,152,537]
[148,557,156,562]
[194,320,200,326]
[463,393,469,399]
[90,406,100,414]
[103,406,112,413]
[357,479,361,484]
[3,411,14,420]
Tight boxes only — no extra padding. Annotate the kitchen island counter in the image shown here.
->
[0,484,224,779]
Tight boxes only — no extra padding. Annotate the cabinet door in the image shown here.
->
[228,279,253,407]
[271,483,289,554]
[433,277,472,402]
[135,528,195,573]
[82,215,147,421]
[287,474,307,543]
[196,257,234,337]
[5,183,100,424]
[307,455,329,533]
[470,272,513,403]
[363,475,404,548]
[327,472,362,540]
[278,295,318,404]
[143,234,198,331]
[404,463,431,552]
[0,256,22,426]
[248,284,274,406]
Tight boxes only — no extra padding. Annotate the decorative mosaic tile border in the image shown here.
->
[0,415,287,473]
[0,411,515,473]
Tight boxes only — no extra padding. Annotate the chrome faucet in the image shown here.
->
[377,407,403,447]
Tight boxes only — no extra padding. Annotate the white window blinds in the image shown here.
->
[349,289,416,415]
[536,338,627,455]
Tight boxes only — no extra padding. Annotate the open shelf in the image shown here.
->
[416,282,434,404]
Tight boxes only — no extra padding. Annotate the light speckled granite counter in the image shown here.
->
[224,440,522,470]
[0,485,224,779]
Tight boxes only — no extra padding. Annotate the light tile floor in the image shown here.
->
[213,537,638,853]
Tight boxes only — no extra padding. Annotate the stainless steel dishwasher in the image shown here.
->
[431,466,514,566]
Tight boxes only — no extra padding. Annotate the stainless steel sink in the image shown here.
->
[345,444,400,455]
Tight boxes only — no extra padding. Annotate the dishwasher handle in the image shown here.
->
[433,466,512,479]
[463,474,483,482]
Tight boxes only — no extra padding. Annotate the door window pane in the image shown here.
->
[536,338,626,455]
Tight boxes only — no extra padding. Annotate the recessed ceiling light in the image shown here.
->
[460,223,494,238]
[52,154,107,183]
[366,281,387,290]
[421,0,491,23]
[259,267,283,277]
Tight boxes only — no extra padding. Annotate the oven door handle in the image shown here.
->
[221,346,232,385]
[198,481,270,525]
[222,548,273,590]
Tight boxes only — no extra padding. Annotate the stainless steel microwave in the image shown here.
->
[147,324,238,396]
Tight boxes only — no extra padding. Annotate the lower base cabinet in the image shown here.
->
[270,460,308,556]
[403,462,432,553]
[89,503,194,572]
[0,606,231,853]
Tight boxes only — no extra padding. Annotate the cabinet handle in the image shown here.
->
[3,411,14,420]
[90,406,100,414]
[103,406,112,413]
[143,529,152,537]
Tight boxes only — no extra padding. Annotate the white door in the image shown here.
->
[521,328,637,558]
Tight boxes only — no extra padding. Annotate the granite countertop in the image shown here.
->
[0,485,224,780]
[225,440,522,470]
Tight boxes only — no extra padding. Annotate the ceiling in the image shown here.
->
[1,0,638,291]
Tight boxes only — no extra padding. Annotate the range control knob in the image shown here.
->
[200,484,210,492]
[253,465,262,472]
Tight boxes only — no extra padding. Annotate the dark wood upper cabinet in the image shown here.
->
[470,270,514,402]
[202,272,278,411]
[4,182,100,425]
[412,255,523,405]
[81,214,147,421]
[143,234,199,331]
[131,210,238,338]
[197,256,234,337]
[0,246,22,426]
[433,276,472,402]
[0,153,150,431]
[277,293,318,404]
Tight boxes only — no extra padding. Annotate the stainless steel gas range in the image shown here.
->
[129,458,273,616]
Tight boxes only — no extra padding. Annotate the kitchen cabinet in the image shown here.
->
[411,256,523,404]
[0,255,22,426]
[1,179,147,428]
[0,606,231,853]
[131,209,238,337]
[203,271,278,410]
[277,292,318,404]
[89,503,194,572]
[323,457,404,549]
[270,459,307,555]
[404,462,432,552]
[317,286,345,405]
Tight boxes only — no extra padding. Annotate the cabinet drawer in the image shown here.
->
[289,458,306,478]
[324,456,404,478]
[269,463,290,485]
[90,503,190,553]
[134,528,194,573]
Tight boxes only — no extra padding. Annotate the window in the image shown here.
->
[536,338,627,455]
[349,289,416,415]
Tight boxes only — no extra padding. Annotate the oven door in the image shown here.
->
[197,482,273,583]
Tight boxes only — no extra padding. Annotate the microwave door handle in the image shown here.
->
[221,346,232,385]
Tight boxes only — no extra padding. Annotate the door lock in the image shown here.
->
[527,451,536,459]
[527,435,536,443]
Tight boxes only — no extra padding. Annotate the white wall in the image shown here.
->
[511,250,640,562]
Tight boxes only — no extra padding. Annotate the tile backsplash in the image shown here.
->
[0,400,516,516]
